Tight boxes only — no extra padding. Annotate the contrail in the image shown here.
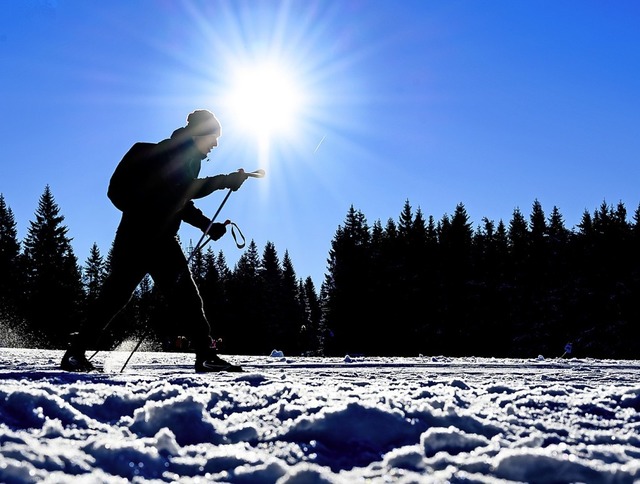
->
[313,135,326,153]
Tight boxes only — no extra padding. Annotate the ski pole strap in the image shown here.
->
[200,220,246,251]
[228,221,246,249]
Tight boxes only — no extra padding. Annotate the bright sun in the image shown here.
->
[226,60,305,142]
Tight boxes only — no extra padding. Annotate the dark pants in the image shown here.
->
[78,219,211,352]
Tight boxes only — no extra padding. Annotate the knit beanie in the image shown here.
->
[186,110,221,136]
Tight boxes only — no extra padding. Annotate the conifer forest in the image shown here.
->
[1,186,639,359]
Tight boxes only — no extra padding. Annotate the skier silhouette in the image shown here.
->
[61,110,247,373]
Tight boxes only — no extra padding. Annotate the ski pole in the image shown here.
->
[119,168,265,373]
[188,169,265,263]
[187,189,232,265]
[119,330,149,372]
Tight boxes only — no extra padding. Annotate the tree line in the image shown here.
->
[1,187,639,358]
[322,200,640,359]
[0,186,322,355]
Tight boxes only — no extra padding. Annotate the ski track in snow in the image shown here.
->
[0,348,639,483]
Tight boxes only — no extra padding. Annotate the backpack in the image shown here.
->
[107,142,156,211]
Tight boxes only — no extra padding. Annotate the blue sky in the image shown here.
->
[1,1,639,288]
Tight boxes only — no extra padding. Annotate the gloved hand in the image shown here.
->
[207,222,227,241]
[224,171,249,191]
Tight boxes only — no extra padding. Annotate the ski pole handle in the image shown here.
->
[249,169,265,177]
[241,168,266,178]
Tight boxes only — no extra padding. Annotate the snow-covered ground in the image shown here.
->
[0,346,639,483]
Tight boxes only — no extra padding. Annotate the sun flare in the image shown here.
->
[195,1,360,185]
[226,60,305,142]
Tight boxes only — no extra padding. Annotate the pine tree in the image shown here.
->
[439,203,474,354]
[0,195,22,319]
[495,220,509,259]
[199,249,231,349]
[0,194,30,347]
[83,243,106,304]
[397,199,413,240]
[543,206,573,351]
[507,207,529,266]
[368,218,399,355]
[632,204,640,240]
[394,202,434,355]
[529,200,549,281]
[299,276,322,355]
[21,186,83,348]
[215,251,231,281]
[445,203,473,267]
[589,201,632,356]
[576,209,593,237]
[627,204,640,357]
[195,247,224,339]
[529,200,547,245]
[202,250,231,346]
[473,217,496,276]
[226,240,263,354]
[281,250,306,354]
[259,241,285,351]
[548,206,570,251]
[323,206,371,356]
[81,243,107,339]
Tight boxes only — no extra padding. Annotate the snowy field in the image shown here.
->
[0,347,639,483]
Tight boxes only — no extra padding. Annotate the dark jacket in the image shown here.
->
[108,135,227,235]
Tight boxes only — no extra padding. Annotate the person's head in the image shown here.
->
[186,109,221,155]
